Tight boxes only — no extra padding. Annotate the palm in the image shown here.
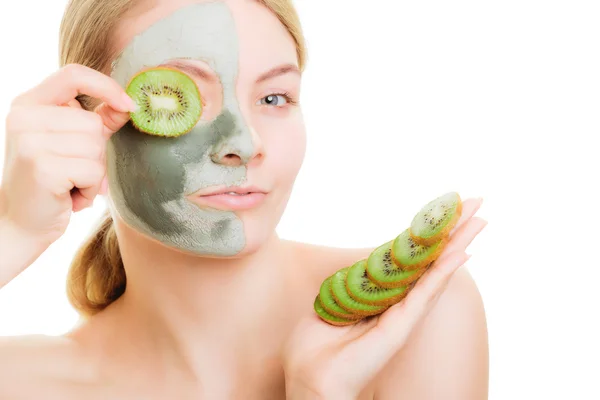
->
[285,198,485,396]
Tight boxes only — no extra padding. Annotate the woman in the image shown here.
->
[0,0,489,398]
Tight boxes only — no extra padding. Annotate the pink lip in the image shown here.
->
[187,186,268,211]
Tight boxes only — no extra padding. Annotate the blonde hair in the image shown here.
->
[60,0,307,317]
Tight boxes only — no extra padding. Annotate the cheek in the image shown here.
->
[197,81,224,122]
[260,111,306,184]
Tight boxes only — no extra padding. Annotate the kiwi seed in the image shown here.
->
[409,192,462,246]
[366,241,425,288]
[345,260,408,307]
[125,67,202,137]
[331,267,388,317]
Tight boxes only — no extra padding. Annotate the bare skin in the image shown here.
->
[0,0,488,398]
[0,242,486,400]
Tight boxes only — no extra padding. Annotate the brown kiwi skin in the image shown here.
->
[317,310,360,326]
[318,317,357,327]
[409,196,463,246]
[320,299,363,320]
[126,66,202,137]
[317,313,358,326]
[330,286,389,317]
[391,236,449,272]
[345,279,409,307]
[367,266,425,289]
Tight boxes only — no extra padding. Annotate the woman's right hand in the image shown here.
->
[0,63,136,252]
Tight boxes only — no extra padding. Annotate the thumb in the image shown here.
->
[95,102,132,137]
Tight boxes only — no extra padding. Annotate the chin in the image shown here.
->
[109,188,289,259]
[233,208,283,257]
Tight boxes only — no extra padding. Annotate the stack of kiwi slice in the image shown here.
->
[125,67,203,137]
[314,192,463,326]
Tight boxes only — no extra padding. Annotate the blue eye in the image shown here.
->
[258,94,288,106]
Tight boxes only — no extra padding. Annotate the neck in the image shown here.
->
[113,219,294,378]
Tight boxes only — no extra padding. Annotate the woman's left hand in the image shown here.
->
[283,198,486,400]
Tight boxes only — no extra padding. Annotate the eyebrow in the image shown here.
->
[256,64,300,84]
[162,60,219,84]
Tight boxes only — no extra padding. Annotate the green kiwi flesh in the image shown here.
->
[313,191,463,326]
[314,296,356,326]
[410,192,462,245]
[366,241,424,288]
[126,67,202,137]
[319,276,362,320]
[331,267,387,316]
[346,260,408,306]
[391,229,446,271]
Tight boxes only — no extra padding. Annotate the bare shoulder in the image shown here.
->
[283,239,374,284]
[374,266,489,399]
[0,334,101,399]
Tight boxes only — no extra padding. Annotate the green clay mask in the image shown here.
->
[106,2,252,256]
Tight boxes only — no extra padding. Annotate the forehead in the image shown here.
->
[112,0,298,86]
[112,2,238,87]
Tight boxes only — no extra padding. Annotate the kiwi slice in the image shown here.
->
[391,229,446,271]
[319,276,362,320]
[366,241,424,288]
[410,192,462,246]
[331,267,387,317]
[346,260,408,306]
[126,67,202,137]
[314,296,356,326]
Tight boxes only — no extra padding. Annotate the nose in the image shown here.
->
[210,111,263,167]
[211,148,244,167]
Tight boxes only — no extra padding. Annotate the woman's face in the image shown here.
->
[106,0,305,257]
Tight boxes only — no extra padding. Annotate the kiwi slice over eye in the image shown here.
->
[331,267,387,317]
[319,276,362,320]
[126,67,202,137]
[410,192,462,246]
[391,229,447,271]
[346,260,408,306]
[366,241,424,288]
[313,296,356,326]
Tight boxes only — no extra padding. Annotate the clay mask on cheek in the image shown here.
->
[106,2,254,256]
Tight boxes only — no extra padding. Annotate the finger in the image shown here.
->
[383,252,470,334]
[68,98,83,109]
[71,189,90,212]
[7,106,106,136]
[438,217,487,260]
[345,252,470,374]
[42,132,105,161]
[99,176,109,196]
[46,157,105,206]
[12,64,135,113]
[94,102,131,137]
[450,197,483,235]
[60,99,83,109]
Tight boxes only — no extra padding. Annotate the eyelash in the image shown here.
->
[265,91,298,106]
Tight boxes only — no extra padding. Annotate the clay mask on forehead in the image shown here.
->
[106,2,253,256]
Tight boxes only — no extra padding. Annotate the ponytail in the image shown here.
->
[66,210,126,317]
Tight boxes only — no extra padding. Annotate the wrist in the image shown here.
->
[0,217,49,286]
[286,380,354,400]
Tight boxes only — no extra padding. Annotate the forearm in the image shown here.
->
[0,214,48,289]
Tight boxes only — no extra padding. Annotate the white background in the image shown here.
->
[1,1,599,399]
